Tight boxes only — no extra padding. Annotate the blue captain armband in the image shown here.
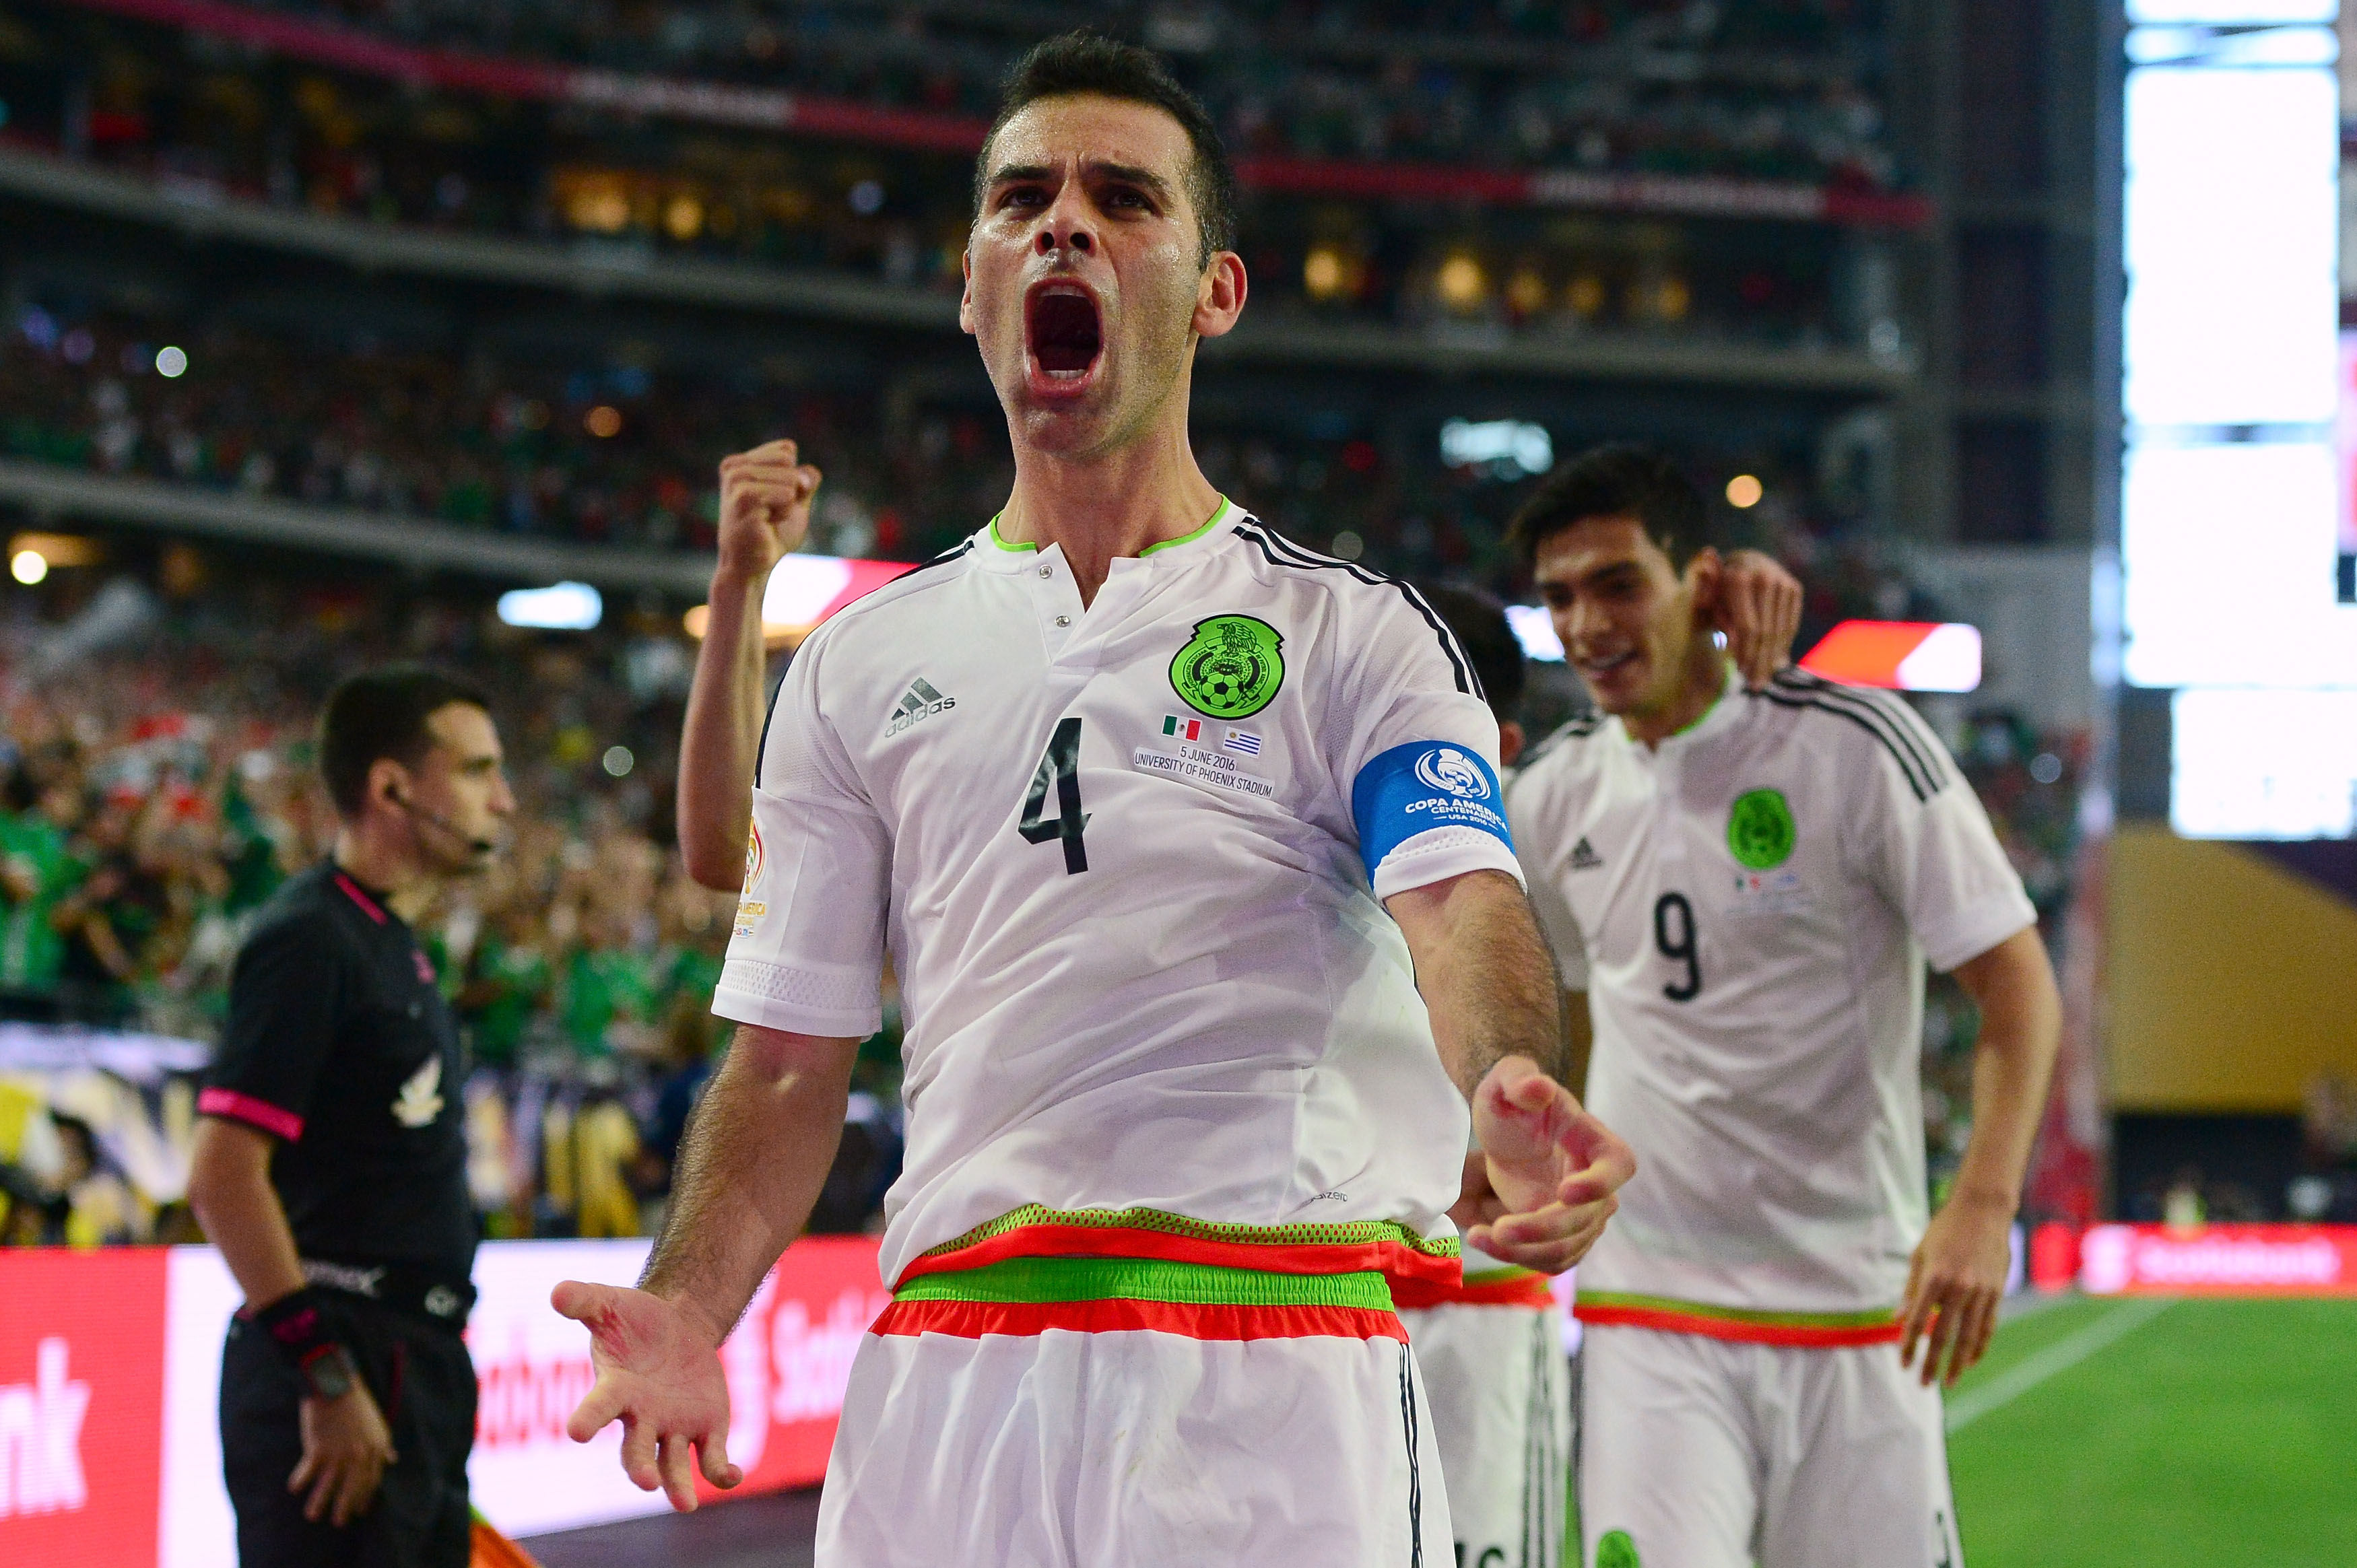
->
[1349,741,1514,882]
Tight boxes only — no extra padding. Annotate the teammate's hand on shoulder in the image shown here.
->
[1899,1190,2013,1388]
[1457,1054,1636,1275]
[716,439,823,584]
[290,1381,397,1528]
[1714,548,1803,691]
[554,1279,743,1511]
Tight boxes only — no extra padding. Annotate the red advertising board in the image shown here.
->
[2080,1223,2357,1296]
[0,1248,170,1566]
[706,1237,892,1502]
[1,1235,886,1565]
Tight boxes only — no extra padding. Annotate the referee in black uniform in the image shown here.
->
[187,667,512,1566]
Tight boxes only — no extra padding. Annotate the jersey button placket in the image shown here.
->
[1033,554,1084,661]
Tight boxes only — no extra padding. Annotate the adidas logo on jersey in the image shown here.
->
[1569,837,1604,871]
[887,678,955,736]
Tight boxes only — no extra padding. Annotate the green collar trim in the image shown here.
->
[985,497,1234,559]
[1140,496,1235,556]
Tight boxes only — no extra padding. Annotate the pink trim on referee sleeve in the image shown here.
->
[333,873,389,924]
[197,1087,305,1141]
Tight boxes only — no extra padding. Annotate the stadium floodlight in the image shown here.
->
[10,550,46,586]
[1439,419,1553,477]
[497,582,603,631]
[2125,0,2334,22]
[1504,604,1565,662]
[1798,620,1982,693]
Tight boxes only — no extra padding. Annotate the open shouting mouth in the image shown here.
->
[1026,281,1103,395]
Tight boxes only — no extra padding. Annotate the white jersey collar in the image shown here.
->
[968,497,1241,575]
[1617,659,1745,759]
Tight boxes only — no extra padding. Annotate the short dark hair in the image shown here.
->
[1416,584,1525,724]
[1504,443,1726,573]
[974,30,1238,269]
[317,664,491,819]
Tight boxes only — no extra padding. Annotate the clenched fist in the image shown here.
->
[717,439,823,583]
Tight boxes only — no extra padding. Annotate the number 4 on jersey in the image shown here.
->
[1018,716,1090,874]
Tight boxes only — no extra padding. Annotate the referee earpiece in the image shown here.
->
[391,786,496,856]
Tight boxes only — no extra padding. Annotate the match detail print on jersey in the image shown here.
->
[1350,740,1513,883]
[1170,613,1286,720]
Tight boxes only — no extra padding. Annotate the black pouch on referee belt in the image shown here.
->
[300,1256,479,1331]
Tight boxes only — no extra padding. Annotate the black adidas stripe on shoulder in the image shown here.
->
[1230,519,1478,698]
[756,536,975,788]
[1519,711,1607,770]
[1773,669,1954,791]
[1759,670,1950,802]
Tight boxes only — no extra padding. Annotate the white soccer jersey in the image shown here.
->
[715,501,1522,1288]
[1506,667,2034,1334]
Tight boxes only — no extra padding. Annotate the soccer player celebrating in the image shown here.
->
[558,34,1633,1564]
[1502,446,2061,1568]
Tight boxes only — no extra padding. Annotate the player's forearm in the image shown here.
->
[1390,869,1570,1098]
[640,1023,855,1344]
[186,1117,309,1311]
[1947,928,2063,1213]
[677,568,770,889]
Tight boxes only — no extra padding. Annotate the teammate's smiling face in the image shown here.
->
[962,94,1245,459]
[1532,514,1723,722]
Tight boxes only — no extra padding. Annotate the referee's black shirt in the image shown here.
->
[200,861,474,1282]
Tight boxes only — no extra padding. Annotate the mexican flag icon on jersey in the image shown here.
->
[1162,716,1204,741]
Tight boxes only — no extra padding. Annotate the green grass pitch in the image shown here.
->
[1948,1295,2357,1567]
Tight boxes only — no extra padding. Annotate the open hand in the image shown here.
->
[716,439,822,583]
[1715,548,1803,690]
[554,1280,743,1511]
[1899,1192,2013,1387]
[1450,1054,1636,1274]
[290,1382,396,1528]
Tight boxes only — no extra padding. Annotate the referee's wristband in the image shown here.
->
[252,1287,358,1400]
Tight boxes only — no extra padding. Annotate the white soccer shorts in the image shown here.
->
[1399,1295,1572,1568]
[816,1216,1457,1567]
[1578,1324,1964,1568]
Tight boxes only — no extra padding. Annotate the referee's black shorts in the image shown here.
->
[220,1291,476,1568]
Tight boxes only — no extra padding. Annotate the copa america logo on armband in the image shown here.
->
[1413,746,1490,801]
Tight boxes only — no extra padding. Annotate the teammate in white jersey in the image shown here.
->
[1501,446,2062,1568]
[554,36,1636,1566]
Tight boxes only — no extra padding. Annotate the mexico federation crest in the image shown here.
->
[1170,615,1285,720]
[1727,787,1796,871]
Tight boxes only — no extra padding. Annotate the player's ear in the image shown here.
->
[1194,250,1248,340]
[957,244,976,337]
[1684,545,1724,625]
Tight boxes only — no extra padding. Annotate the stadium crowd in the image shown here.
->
[0,535,2088,1253]
[1,0,1894,346]
[0,566,903,1251]
[3,297,1855,581]
[18,0,1896,184]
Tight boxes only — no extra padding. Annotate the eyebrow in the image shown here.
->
[986,160,1175,202]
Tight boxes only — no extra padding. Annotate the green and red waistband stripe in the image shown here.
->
[1392,1265,1559,1311]
[895,1204,1462,1291]
[879,1207,1465,1342]
[1574,1291,1902,1347]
